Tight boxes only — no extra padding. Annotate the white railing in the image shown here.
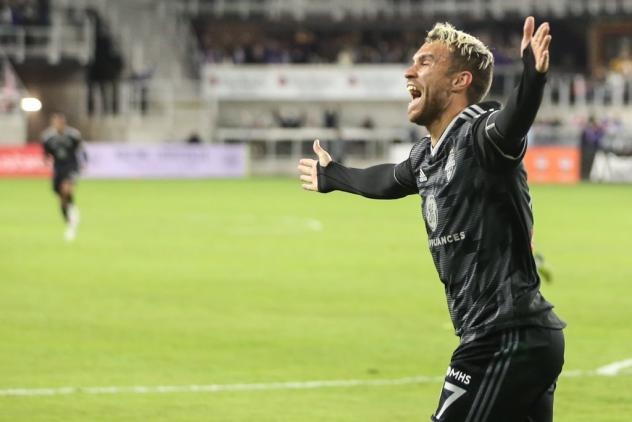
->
[80,66,632,151]
[0,21,93,64]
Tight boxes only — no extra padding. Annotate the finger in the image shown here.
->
[521,16,535,55]
[532,23,544,44]
[297,164,312,174]
[540,34,552,54]
[523,16,534,39]
[538,50,549,73]
[313,139,323,155]
[302,183,317,191]
[523,16,534,42]
[299,158,316,167]
[533,33,552,63]
[300,174,313,183]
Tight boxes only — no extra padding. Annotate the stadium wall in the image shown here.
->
[0,143,248,179]
[0,115,27,145]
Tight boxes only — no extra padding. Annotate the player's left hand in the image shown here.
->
[298,139,332,192]
[520,16,551,73]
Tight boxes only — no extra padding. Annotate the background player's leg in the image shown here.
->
[60,180,79,240]
[53,175,69,222]
[59,195,69,222]
[60,180,72,221]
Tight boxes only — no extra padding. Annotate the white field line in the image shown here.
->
[1,360,631,398]
[595,358,632,376]
[0,376,444,397]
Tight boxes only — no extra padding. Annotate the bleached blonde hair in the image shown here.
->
[426,22,494,103]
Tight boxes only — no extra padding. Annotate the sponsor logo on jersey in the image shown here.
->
[446,366,472,385]
[445,148,456,182]
[424,195,438,232]
[418,168,427,183]
[428,231,466,248]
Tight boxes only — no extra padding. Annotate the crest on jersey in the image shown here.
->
[445,148,456,182]
[418,168,427,183]
[425,195,438,232]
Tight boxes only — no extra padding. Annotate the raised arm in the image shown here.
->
[474,17,551,162]
[298,140,417,199]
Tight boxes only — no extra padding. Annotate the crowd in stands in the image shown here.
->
[198,27,522,65]
[0,0,49,26]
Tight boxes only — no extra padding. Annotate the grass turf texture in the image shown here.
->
[0,179,631,421]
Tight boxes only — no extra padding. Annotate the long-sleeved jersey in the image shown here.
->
[316,47,565,342]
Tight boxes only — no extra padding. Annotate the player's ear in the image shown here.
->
[451,71,472,93]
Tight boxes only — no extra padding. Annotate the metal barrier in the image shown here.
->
[0,19,93,64]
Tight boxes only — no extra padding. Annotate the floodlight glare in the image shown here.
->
[20,97,42,112]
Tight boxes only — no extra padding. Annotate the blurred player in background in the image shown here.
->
[299,17,565,422]
[42,112,86,241]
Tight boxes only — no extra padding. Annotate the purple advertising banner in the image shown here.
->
[83,144,247,179]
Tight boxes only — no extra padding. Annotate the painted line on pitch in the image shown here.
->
[1,362,631,398]
[594,358,632,376]
[0,375,444,397]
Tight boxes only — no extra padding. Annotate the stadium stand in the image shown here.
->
[2,0,632,178]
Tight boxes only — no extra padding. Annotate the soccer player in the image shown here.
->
[298,17,565,422]
[42,112,86,241]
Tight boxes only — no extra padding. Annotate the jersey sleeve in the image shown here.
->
[393,158,417,192]
[471,111,528,170]
[317,161,417,199]
[471,45,546,171]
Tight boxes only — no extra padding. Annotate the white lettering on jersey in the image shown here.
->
[428,231,466,248]
[424,195,438,232]
[445,148,456,182]
[446,366,472,385]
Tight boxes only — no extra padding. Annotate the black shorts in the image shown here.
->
[431,326,565,422]
[52,169,78,194]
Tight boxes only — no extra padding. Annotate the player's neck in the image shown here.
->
[428,99,469,147]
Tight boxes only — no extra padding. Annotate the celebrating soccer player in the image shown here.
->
[298,17,565,421]
[42,112,86,241]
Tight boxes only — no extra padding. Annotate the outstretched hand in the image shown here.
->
[521,16,552,73]
[297,139,332,191]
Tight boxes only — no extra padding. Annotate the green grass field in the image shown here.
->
[1,178,631,421]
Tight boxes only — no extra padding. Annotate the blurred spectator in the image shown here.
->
[361,116,375,129]
[1,0,49,26]
[1,1,12,24]
[86,10,124,115]
[274,107,305,128]
[197,25,524,66]
[579,116,605,180]
[323,109,338,129]
[186,132,203,144]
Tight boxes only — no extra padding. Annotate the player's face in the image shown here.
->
[405,42,454,126]
[52,115,66,132]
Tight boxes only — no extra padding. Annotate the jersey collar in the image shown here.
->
[429,102,498,157]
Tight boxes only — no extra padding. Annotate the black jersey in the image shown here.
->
[394,102,565,343]
[42,126,83,173]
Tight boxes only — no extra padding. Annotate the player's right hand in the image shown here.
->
[298,139,332,191]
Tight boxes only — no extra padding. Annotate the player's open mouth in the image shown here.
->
[407,84,422,101]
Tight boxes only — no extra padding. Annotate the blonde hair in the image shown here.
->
[426,22,494,103]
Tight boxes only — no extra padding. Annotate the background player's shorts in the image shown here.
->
[52,169,78,194]
[431,326,564,422]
